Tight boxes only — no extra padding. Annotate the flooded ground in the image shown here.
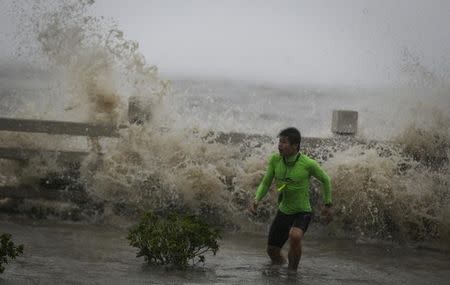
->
[1,219,449,284]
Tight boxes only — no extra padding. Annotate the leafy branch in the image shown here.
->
[128,211,221,269]
[0,233,24,274]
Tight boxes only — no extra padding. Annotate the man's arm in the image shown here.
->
[309,160,332,205]
[310,160,333,223]
[255,155,276,202]
[250,155,275,214]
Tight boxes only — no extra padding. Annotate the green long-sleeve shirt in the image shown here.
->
[255,153,331,214]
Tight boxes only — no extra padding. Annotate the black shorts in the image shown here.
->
[268,210,312,248]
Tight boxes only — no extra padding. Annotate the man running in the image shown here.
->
[250,127,332,271]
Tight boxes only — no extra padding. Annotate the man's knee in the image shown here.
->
[289,228,304,244]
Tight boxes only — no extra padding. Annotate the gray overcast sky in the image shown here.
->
[2,0,450,87]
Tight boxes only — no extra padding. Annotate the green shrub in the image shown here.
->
[128,211,221,269]
[0,233,24,274]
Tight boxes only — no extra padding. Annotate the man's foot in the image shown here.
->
[286,267,300,279]
[267,245,286,265]
[271,256,287,265]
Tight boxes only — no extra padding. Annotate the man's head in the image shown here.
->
[278,127,301,156]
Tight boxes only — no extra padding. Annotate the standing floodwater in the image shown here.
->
[1,220,450,285]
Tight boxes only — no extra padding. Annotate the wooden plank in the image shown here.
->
[0,184,90,202]
[0,147,89,163]
[0,117,119,137]
[0,185,60,200]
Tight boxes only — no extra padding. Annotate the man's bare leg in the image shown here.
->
[288,227,304,271]
[266,245,286,265]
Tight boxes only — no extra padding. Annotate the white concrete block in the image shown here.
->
[332,110,358,135]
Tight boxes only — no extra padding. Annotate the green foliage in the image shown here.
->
[128,211,221,269]
[0,233,24,274]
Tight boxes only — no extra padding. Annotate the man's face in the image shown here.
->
[278,136,298,156]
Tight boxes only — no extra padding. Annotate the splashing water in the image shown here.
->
[12,0,166,125]
[4,0,270,228]
[325,113,450,247]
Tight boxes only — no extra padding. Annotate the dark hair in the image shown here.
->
[278,127,301,148]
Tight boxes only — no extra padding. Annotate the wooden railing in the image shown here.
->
[0,117,118,163]
[0,109,360,203]
[0,117,120,202]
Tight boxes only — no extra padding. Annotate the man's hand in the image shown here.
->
[321,206,333,224]
[249,201,258,216]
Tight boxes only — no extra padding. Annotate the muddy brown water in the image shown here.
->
[1,219,449,284]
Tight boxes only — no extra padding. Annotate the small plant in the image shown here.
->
[128,211,221,269]
[0,233,24,274]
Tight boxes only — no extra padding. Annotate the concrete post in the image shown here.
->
[331,110,358,135]
[128,96,152,125]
